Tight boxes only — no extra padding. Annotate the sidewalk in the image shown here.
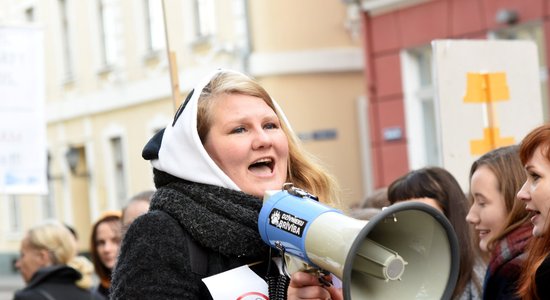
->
[0,275,23,300]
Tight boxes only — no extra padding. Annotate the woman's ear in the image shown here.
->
[36,249,53,266]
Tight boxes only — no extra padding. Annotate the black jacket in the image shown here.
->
[110,177,272,299]
[535,254,550,299]
[13,265,97,300]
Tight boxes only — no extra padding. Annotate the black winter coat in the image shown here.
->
[113,210,269,299]
[13,265,97,300]
[535,254,550,299]
[110,179,272,299]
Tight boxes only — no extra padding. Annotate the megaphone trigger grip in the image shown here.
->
[274,241,285,252]
[273,241,292,278]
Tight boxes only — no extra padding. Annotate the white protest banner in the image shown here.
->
[202,265,269,300]
[432,40,544,190]
[0,26,47,194]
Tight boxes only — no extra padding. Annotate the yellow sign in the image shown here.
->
[464,72,514,155]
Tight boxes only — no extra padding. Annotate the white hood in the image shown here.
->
[142,69,291,191]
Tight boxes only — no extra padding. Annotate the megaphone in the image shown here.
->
[258,184,459,299]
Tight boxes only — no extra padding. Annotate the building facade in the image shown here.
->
[0,0,367,276]
[352,0,550,188]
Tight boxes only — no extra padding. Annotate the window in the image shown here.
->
[144,0,165,53]
[97,0,119,67]
[25,7,35,22]
[110,137,127,207]
[491,23,549,122]
[44,153,56,219]
[58,0,73,79]
[193,0,216,39]
[8,195,21,233]
[42,184,56,219]
[401,46,441,169]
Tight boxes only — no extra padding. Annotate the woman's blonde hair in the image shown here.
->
[196,71,341,206]
[27,221,94,289]
[27,220,76,266]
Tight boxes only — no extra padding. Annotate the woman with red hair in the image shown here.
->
[517,124,550,299]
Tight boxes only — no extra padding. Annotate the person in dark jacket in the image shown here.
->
[110,69,343,300]
[13,220,98,300]
[466,145,532,300]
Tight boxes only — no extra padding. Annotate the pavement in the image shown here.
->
[0,275,24,300]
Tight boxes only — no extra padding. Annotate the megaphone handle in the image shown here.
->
[266,272,290,300]
[266,248,291,300]
[273,243,333,288]
[282,253,334,288]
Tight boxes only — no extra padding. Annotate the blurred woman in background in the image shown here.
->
[14,220,96,300]
[90,211,122,300]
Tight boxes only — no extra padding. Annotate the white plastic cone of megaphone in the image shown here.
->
[258,186,459,300]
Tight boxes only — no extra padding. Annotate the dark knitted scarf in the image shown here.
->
[150,169,270,259]
[487,222,532,276]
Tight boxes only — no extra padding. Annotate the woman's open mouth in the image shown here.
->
[249,158,274,175]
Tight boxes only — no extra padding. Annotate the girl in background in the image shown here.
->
[466,145,532,299]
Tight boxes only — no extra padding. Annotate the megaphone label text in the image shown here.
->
[269,208,307,237]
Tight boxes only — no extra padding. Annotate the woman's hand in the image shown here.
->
[287,271,343,300]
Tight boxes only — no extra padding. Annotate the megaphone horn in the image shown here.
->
[258,185,459,300]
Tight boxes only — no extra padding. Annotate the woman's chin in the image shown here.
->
[479,241,489,253]
[533,226,544,237]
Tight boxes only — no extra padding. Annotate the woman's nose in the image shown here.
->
[517,181,530,202]
[252,129,272,149]
[465,207,478,224]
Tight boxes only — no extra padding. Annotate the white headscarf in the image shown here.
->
[143,69,292,191]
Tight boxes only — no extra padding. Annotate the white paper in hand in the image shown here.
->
[202,265,269,300]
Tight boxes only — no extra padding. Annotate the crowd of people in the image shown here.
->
[10,68,550,299]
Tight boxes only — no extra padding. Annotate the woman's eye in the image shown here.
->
[264,122,278,130]
[231,127,246,134]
